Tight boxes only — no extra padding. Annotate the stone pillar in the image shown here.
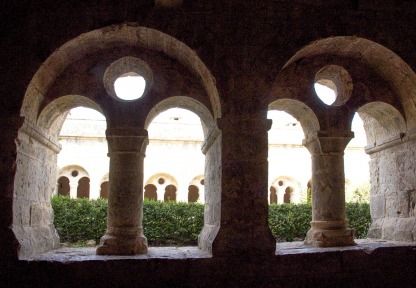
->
[304,135,355,247]
[96,128,148,255]
[213,114,275,256]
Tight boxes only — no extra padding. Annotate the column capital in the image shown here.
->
[303,131,354,155]
[106,127,148,155]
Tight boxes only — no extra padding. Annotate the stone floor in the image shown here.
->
[26,239,416,262]
[27,246,211,261]
[276,239,416,255]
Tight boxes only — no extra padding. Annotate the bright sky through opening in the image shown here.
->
[114,74,146,100]
[314,82,337,105]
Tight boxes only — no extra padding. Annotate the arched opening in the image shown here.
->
[13,94,106,257]
[56,165,90,199]
[100,181,109,199]
[57,176,70,196]
[344,113,370,203]
[145,173,178,202]
[355,102,408,240]
[188,185,199,203]
[144,184,158,201]
[12,24,221,258]
[145,107,204,203]
[267,99,318,243]
[77,177,90,198]
[269,186,277,204]
[145,97,220,252]
[284,187,293,204]
[164,184,177,202]
[57,107,108,200]
[267,99,318,205]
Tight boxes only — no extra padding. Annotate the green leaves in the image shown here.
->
[52,196,204,246]
[143,200,204,245]
[51,196,107,243]
[52,196,371,245]
[268,203,371,241]
[346,202,371,238]
[268,204,312,241]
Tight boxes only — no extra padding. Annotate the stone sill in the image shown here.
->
[25,240,416,262]
[276,239,416,255]
[26,246,211,262]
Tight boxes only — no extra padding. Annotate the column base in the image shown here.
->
[304,221,355,247]
[96,232,148,255]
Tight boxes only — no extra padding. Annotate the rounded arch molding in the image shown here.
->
[144,96,215,137]
[37,95,104,132]
[282,36,416,129]
[21,23,221,124]
[268,98,320,141]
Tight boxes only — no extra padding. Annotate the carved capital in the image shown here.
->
[303,132,353,155]
[106,127,149,155]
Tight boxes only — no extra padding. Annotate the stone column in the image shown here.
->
[304,135,355,247]
[96,128,148,255]
[213,114,275,256]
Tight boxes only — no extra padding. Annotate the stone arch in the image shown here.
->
[58,165,90,178]
[99,173,109,199]
[145,173,178,201]
[188,175,204,203]
[100,181,109,199]
[269,186,277,204]
[271,176,302,204]
[144,96,215,137]
[144,184,158,201]
[268,99,320,141]
[58,165,90,199]
[57,176,70,196]
[164,184,177,202]
[21,24,221,125]
[283,186,293,204]
[188,185,199,203]
[37,95,104,137]
[357,101,407,147]
[145,98,220,252]
[283,36,416,130]
[77,177,90,198]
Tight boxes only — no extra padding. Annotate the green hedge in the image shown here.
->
[52,196,107,243]
[143,200,204,245]
[52,196,371,245]
[268,203,371,241]
[52,196,203,245]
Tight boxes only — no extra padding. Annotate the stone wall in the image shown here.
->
[2,0,416,286]
[13,121,60,258]
[368,134,416,241]
[199,128,221,252]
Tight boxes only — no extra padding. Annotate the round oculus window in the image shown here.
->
[114,72,146,101]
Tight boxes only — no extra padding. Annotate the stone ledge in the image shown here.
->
[26,246,211,262]
[276,239,416,255]
[25,240,416,262]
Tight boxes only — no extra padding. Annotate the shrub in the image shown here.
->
[143,200,204,245]
[51,196,107,243]
[52,196,371,245]
[52,196,204,245]
[268,204,312,241]
[346,202,371,238]
[268,203,371,241]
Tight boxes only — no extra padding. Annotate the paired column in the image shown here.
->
[304,135,355,247]
[96,127,148,255]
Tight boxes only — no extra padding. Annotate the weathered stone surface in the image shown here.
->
[3,0,416,286]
